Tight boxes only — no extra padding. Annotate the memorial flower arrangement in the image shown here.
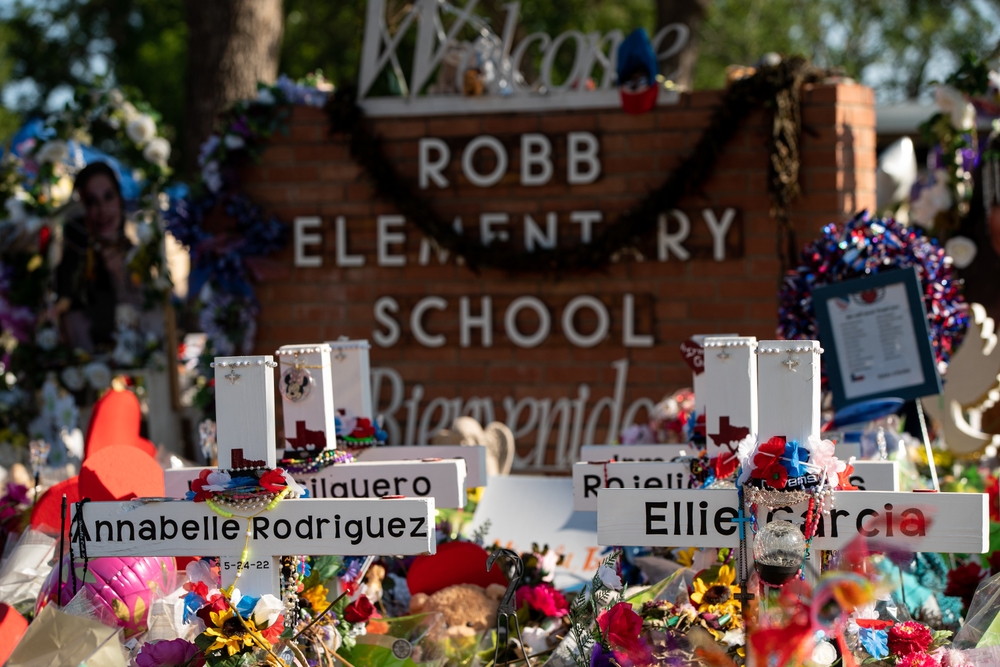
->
[165,74,331,413]
[335,408,389,449]
[0,86,174,461]
[619,390,695,445]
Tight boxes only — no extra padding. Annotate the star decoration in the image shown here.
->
[334,349,347,362]
[225,369,241,384]
[717,349,731,360]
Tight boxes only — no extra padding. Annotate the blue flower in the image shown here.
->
[182,591,206,624]
[782,439,809,478]
[228,476,257,488]
[858,627,888,659]
[235,593,259,619]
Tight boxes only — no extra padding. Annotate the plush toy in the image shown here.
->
[410,583,505,639]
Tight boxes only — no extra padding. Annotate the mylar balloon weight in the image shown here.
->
[37,555,176,638]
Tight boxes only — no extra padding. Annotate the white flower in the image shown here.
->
[202,160,222,193]
[126,114,157,145]
[945,235,977,269]
[910,171,953,229]
[809,640,837,667]
[204,470,232,492]
[122,101,140,122]
[60,366,85,392]
[257,88,276,105]
[935,85,976,131]
[61,427,84,460]
[597,564,622,591]
[83,361,112,390]
[108,88,125,106]
[35,140,68,165]
[142,137,171,166]
[36,328,58,351]
[223,134,245,150]
[735,434,759,486]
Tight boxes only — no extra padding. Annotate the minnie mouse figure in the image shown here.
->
[280,367,313,402]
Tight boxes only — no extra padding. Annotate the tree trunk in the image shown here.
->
[183,0,284,175]
[656,0,711,90]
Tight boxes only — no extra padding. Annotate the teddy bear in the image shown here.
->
[409,583,506,639]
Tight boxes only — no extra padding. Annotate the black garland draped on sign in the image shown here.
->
[325,57,823,274]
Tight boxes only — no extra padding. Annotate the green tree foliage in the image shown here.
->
[693,0,1000,99]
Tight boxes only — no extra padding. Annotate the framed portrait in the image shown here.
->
[813,266,942,409]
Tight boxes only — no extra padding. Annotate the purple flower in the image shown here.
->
[134,638,205,667]
[4,484,30,505]
[590,643,617,667]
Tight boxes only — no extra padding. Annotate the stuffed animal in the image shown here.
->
[410,583,505,639]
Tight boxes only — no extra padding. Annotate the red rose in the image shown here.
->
[751,437,786,477]
[761,462,788,489]
[945,562,985,609]
[259,469,288,493]
[887,620,933,657]
[987,475,1000,522]
[597,602,647,661]
[713,452,738,479]
[351,418,376,439]
[344,596,375,623]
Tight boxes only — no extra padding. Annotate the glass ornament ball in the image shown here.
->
[753,519,806,586]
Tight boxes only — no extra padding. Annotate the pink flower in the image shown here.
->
[134,638,205,667]
[516,583,569,618]
[597,602,650,665]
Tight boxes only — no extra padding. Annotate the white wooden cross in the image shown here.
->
[276,343,337,457]
[598,340,988,556]
[165,342,469,508]
[702,335,758,457]
[74,355,437,601]
[330,336,490,488]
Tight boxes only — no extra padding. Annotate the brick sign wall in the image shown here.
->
[239,83,876,472]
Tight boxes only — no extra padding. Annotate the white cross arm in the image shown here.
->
[73,497,436,558]
[357,445,488,488]
[597,489,988,553]
[573,462,696,511]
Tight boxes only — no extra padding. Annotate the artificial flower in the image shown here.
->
[782,439,810,477]
[126,114,157,145]
[590,642,617,667]
[366,612,390,635]
[859,627,889,658]
[344,596,375,623]
[143,137,171,166]
[35,140,68,164]
[761,462,788,489]
[944,562,985,609]
[202,621,258,657]
[538,549,559,581]
[351,417,376,439]
[259,468,288,493]
[281,469,307,497]
[888,620,933,657]
[516,582,569,618]
[713,451,738,479]
[260,616,284,644]
[690,565,740,609]
[987,475,1000,523]
[203,470,232,492]
[749,618,811,666]
[302,584,330,613]
[898,652,942,667]
[936,648,975,667]
[751,437,785,475]
[597,564,622,591]
[134,638,205,667]
[195,593,229,626]
[837,464,859,490]
[251,594,284,628]
[597,602,648,663]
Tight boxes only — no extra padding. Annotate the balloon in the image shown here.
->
[37,555,176,638]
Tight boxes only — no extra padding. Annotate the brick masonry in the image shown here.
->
[239,83,876,471]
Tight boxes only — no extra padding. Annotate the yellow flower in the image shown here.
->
[302,584,331,613]
[467,487,484,504]
[203,625,256,657]
[675,547,696,567]
[209,607,234,628]
[690,564,741,609]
